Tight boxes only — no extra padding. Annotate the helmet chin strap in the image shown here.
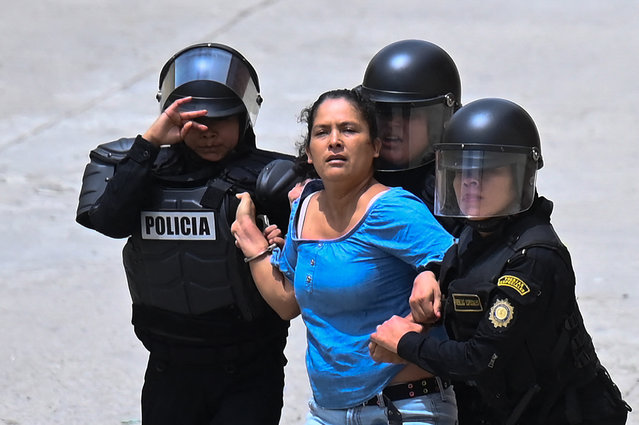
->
[233,112,256,153]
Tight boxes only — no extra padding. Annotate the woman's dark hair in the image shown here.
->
[292,88,378,178]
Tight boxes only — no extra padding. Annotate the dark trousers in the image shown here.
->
[140,339,287,425]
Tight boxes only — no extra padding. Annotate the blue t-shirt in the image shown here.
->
[274,180,453,408]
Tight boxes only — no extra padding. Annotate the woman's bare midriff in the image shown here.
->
[390,363,435,384]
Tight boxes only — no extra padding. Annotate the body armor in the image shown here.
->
[439,204,599,423]
[79,138,293,321]
[122,181,261,319]
[76,137,132,226]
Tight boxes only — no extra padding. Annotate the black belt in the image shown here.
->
[363,377,450,407]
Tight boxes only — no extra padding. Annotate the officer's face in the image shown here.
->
[184,115,240,162]
[376,105,429,168]
[306,98,380,184]
[453,166,517,218]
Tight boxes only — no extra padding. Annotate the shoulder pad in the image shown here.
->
[76,137,134,225]
[89,137,135,164]
[255,159,299,206]
[255,158,300,229]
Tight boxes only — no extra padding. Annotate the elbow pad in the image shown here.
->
[76,137,135,226]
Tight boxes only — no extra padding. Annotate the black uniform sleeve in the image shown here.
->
[398,246,570,381]
[83,135,160,238]
[416,261,443,279]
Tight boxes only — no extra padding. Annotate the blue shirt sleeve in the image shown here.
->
[362,188,454,269]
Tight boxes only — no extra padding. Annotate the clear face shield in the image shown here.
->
[157,45,262,126]
[374,99,454,171]
[434,147,538,219]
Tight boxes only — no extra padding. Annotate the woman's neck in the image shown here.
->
[322,174,374,208]
[308,174,379,237]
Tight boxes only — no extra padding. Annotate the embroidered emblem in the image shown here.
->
[489,298,514,328]
[452,294,483,312]
[497,275,530,296]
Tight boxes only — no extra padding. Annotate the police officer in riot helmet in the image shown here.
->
[357,39,462,235]
[76,43,297,425]
[370,98,631,424]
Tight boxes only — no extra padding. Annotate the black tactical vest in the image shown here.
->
[122,151,283,321]
[439,206,599,423]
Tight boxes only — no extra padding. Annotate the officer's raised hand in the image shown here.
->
[143,97,208,146]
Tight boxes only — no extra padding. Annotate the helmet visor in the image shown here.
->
[434,148,537,218]
[159,46,261,125]
[375,101,453,171]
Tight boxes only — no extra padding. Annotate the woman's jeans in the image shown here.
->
[306,385,458,425]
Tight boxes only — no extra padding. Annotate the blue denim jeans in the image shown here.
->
[305,385,458,425]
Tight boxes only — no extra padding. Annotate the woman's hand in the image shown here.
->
[143,97,208,147]
[235,191,257,223]
[232,193,300,321]
[231,192,269,258]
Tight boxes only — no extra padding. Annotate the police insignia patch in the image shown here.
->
[489,298,514,328]
[497,275,530,296]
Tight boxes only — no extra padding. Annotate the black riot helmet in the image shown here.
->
[156,43,263,137]
[358,39,462,171]
[434,98,543,219]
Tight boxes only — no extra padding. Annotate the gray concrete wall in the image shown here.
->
[0,1,637,423]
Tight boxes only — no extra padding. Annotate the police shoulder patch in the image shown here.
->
[497,275,530,296]
[489,298,514,328]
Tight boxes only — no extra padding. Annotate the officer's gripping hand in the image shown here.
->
[263,224,285,249]
[368,341,407,364]
[370,315,424,360]
[409,271,442,324]
[143,97,208,147]
[288,179,311,207]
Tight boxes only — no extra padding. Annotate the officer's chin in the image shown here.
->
[196,151,226,162]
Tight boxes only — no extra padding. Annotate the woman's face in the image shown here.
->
[306,98,380,183]
[183,115,240,162]
[453,166,517,219]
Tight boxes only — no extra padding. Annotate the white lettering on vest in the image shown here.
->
[141,211,216,240]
